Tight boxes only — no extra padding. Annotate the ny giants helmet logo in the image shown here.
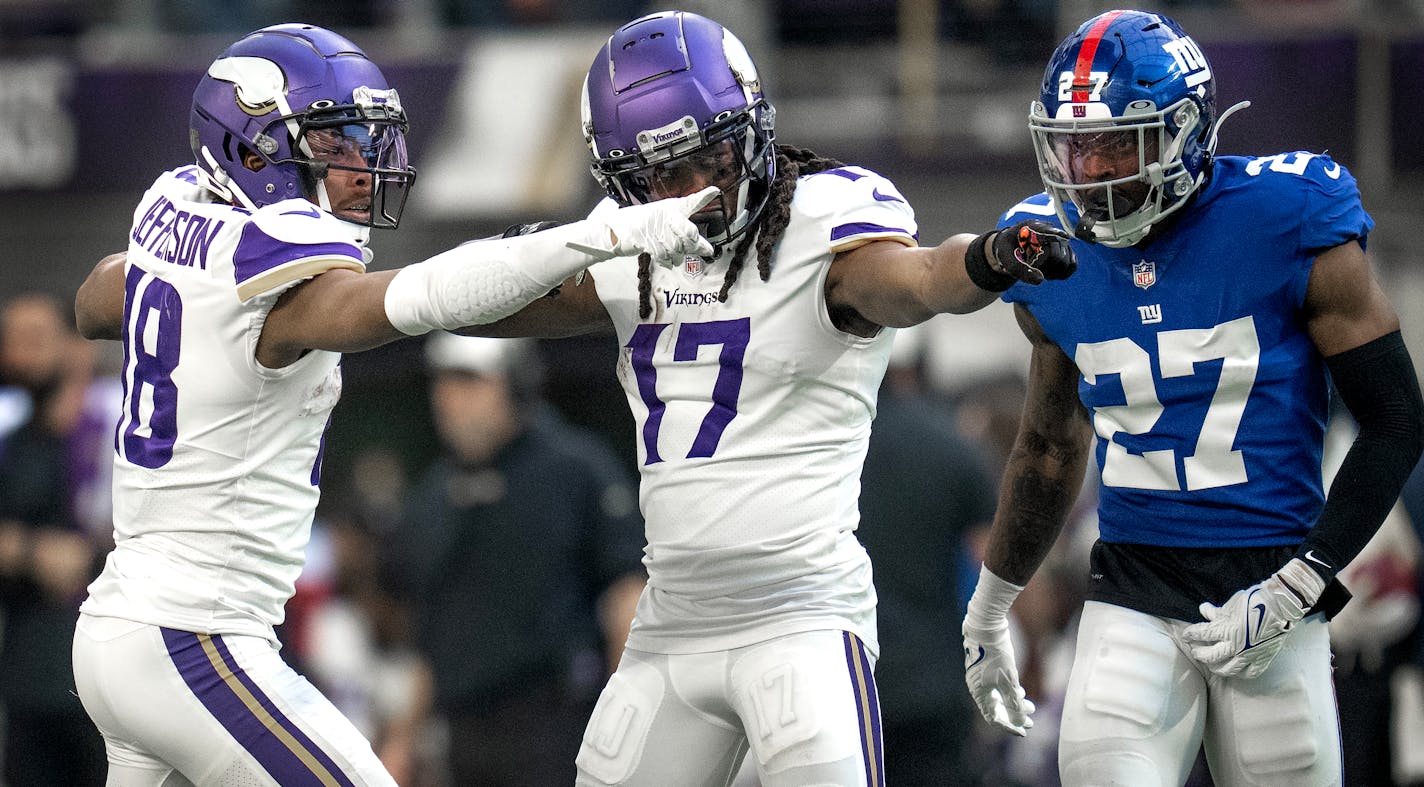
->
[1162,36,1211,90]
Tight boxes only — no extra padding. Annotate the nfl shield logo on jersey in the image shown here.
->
[1133,260,1156,290]
[684,255,703,276]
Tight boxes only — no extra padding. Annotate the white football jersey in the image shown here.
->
[588,166,918,655]
[82,166,366,641]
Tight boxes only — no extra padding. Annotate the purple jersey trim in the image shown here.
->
[842,632,884,787]
[161,628,358,787]
[821,168,866,181]
[233,222,360,286]
[830,222,913,243]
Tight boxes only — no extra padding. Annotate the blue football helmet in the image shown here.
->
[1030,10,1247,247]
[581,11,776,253]
[189,23,416,230]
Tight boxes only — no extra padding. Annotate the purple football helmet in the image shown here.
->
[581,11,776,252]
[1030,10,1247,246]
[189,23,416,229]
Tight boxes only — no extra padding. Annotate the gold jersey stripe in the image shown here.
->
[236,258,364,302]
[829,235,917,254]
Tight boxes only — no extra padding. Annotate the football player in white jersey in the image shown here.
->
[438,11,1077,786]
[70,22,727,787]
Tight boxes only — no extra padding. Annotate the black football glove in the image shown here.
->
[991,220,1077,285]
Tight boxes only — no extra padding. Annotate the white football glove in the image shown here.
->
[567,186,718,265]
[962,566,1035,737]
[1181,557,1326,679]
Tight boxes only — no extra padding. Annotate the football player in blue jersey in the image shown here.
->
[960,9,1424,786]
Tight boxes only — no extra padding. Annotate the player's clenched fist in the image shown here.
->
[992,219,1077,285]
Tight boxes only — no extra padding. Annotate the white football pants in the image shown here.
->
[576,629,884,786]
[1059,600,1341,786]
[72,613,396,787]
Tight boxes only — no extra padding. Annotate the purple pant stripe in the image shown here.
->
[841,632,884,787]
[161,628,357,787]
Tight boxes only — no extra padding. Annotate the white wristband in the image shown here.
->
[1275,557,1326,609]
[964,564,1026,630]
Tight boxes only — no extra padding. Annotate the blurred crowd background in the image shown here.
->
[2,0,1424,784]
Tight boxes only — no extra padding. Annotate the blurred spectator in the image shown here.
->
[0,0,86,45]
[283,499,435,784]
[1331,500,1420,786]
[1360,424,1424,787]
[0,292,111,785]
[854,325,999,785]
[1400,441,1424,664]
[381,333,645,786]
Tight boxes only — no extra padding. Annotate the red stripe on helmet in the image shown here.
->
[1071,10,1124,103]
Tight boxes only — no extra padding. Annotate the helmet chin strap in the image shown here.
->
[314,178,335,214]
[725,180,752,237]
[199,146,258,210]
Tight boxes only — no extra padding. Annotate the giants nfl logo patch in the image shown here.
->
[1133,260,1156,290]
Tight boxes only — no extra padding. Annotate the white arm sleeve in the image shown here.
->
[383,233,580,336]
[383,187,718,335]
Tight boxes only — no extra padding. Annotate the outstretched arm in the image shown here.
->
[79,243,617,369]
[825,221,1075,330]
[256,188,720,367]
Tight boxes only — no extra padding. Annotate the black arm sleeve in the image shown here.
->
[1295,330,1424,583]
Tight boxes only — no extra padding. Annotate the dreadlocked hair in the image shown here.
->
[637,253,654,319]
[635,144,846,320]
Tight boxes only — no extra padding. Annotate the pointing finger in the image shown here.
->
[680,185,722,216]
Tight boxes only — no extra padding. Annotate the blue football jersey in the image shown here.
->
[1000,153,1374,548]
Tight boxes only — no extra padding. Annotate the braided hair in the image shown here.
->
[636,144,846,319]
